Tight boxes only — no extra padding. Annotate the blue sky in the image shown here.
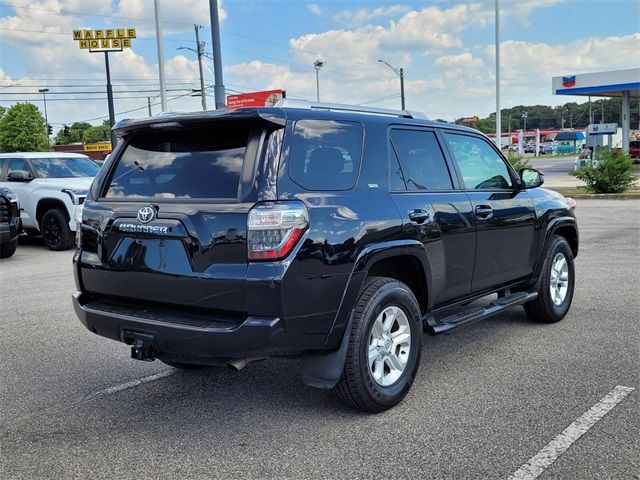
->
[1,0,638,130]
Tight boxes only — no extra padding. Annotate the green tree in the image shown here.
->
[0,103,49,152]
[54,121,93,145]
[83,120,111,143]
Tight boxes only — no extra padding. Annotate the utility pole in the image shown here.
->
[209,0,226,109]
[194,24,207,111]
[147,97,152,116]
[104,52,116,147]
[588,96,592,125]
[38,88,49,146]
[314,60,324,101]
[377,59,405,110]
[601,99,604,123]
[154,0,167,111]
[494,0,501,148]
[522,111,527,133]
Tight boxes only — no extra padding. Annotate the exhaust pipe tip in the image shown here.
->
[227,358,248,372]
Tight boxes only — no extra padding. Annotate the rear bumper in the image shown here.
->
[73,291,321,361]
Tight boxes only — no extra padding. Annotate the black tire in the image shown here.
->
[0,239,17,258]
[333,277,423,413]
[524,235,575,323]
[160,360,208,370]
[40,208,75,251]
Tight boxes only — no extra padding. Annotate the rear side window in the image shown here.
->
[444,133,513,190]
[289,120,363,191]
[389,129,453,190]
[105,126,249,200]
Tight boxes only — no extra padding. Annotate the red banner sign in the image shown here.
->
[227,90,285,109]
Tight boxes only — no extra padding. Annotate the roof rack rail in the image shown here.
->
[275,99,428,120]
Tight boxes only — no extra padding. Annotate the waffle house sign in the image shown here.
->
[73,28,136,51]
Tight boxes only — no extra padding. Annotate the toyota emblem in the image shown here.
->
[137,206,156,224]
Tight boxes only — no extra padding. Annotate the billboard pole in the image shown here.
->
[104,52,116,148]
[209,0,226,109]
[154,0,168,112]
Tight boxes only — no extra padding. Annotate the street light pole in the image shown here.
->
[209,0,226,109]
[314,60,324,102]
[377,59,405,110]
[495,0,501,148]
[522,112,528,133]
[38,88,49,146]
[154,0,168,112]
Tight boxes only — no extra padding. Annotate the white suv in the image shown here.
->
[0,152,99,250]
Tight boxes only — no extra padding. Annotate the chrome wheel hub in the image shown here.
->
[550,253,569,306]
[368,306,411,387]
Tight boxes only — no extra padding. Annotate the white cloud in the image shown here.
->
[307,4,322,17]
[333,5,411,27]
[435,52,484,69]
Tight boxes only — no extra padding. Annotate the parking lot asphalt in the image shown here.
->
[528,156,582,188]
[1,199,638,480]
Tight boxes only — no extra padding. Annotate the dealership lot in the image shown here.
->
[0,200,638,479]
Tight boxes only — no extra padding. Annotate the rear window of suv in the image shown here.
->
[105,126,249,200]
[288,120,363,191]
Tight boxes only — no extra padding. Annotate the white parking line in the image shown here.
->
[508,385,634,480]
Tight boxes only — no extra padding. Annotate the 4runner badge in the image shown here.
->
[137,206,156,224]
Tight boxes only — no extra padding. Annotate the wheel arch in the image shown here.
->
[36,198,69,225]
[301,241,432,390]
[531,217,578,283]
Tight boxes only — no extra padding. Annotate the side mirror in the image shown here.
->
[7,171,30,182]
[520,168,544,189]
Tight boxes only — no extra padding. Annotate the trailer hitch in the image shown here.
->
[131,340,155,362]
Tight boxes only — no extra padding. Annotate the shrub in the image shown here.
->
[571,149,636,193]
[506,152,531,172]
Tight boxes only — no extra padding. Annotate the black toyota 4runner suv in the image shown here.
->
[73,100,578,412]
[1,186,21,258]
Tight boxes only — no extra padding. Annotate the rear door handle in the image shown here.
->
[408,209,430,224]
[474,205,494,220]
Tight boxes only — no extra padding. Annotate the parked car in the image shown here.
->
[524,143,536,154]
[540,142,557,155]
[0,187,21,258]
[0,153,99,250]
[629,140,640,161]
[73,100,579,412]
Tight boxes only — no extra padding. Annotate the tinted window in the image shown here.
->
[105,126,249,200]
[30,157,99,178]
[445,134,513,189]
[289,120,363,191]
[389,129,452,190]
[8,158,32,179]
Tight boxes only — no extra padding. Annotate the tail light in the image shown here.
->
[248,201,308,261]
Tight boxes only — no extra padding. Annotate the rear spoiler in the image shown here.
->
[113,108,287,136]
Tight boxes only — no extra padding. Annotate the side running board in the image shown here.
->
[424,291,538,335]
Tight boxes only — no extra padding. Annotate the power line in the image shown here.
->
[0,88,194,95]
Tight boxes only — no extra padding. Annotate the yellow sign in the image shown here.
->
[83,143,112,152]
[73,28,136,51]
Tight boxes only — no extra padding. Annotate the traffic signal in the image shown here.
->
[47,124,52,135]
[63,125,70,136]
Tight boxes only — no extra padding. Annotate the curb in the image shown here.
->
[570,194,640,200]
